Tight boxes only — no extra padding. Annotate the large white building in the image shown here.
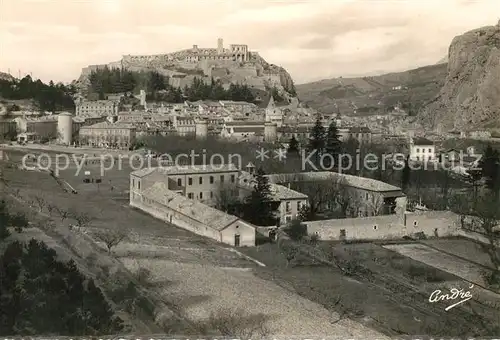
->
[409,137,436,162]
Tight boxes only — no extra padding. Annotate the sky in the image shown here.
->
[1,0,499,85]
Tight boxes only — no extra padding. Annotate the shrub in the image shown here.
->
[284,219,307,241]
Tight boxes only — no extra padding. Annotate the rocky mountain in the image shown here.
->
[76,41,296,97]
[419,20,500,131]
[296,64,447,116]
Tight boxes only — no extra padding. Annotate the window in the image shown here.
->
[199,177,203,184]
[132,179,135,188]
[285,216,292,222]
[138,181,141,190]
[428,148,432,153]
[340,229,346,237]
[177,178,182,186]
[285,202,291,212]
[373,225,377,230]
[231,174,235,183]
[210,191,213,198]
[220,175,224,183]
[188,177,193,185]
[210,176,214,184]
[416,148,420,152]
[297,201,302,211]
[413,221,418,227]
[188,193,194,199]
[199,192,203,199]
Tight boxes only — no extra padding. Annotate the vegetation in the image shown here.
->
[0,200,124,335]
[0,75,76,112]
[308,114,326,164]
[243,168,275,226]
[287,136,299,156]
[88,67,256,102]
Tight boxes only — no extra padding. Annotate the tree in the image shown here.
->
[479,145,500,194]
[214,183,241,215]
[195,308,270,338]
[55,207,70,223]
[324,120,342,168]
[451,193,500,287]
[308,114,326,165]
[466,168,482,204]
[94,229,128,254]
[366,193,385,216]
[279,242,299,267]
[32,195,46,212]
[0,237,124,335]
[243,168,275,226]
[287,136,299,156]
[70,210,93,230]
[284,219,307,241]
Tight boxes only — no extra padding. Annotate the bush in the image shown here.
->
[284,219,307,241]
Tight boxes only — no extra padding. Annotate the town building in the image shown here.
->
[0,120,17,140]
[266,171,405,218]
[75,99,120,116]
[409,137,436,162]
[238,171,308,224]
[13,116,58,141]
[338,126,373,145]
[131,181,256,247]
[78,121,136,149]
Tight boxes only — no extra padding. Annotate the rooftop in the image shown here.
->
[81,121,135,129]
[266,171,403,193]
[131,163,240,178]
[411,137,434,146]
[141,182,240,231]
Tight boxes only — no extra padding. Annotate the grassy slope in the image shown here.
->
[296,64,448,115]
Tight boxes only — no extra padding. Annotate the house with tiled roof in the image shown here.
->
[266,171,405,218]
[131,182,256,246]
[409,137,436,162]
[238,171,308,224]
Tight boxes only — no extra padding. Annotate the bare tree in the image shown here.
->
[336,184,352,218]
[452,193,500,286]
[214,182,240,213]
[70,209,93,230]
[280,242,299,267]
[46,204,56,217]
[328,296,365,324]
[366,193,385,216]
[55,207,70,223]
[32,195,46,212]
[94,229,128,253]
[195,308,270,338]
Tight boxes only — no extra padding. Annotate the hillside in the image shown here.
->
[419,20,500,131]
[296,64,447,116]
[75,40,297,98]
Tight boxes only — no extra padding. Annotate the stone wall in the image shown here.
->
[306,211,460,241]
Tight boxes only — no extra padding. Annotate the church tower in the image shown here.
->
[265,96,275,122]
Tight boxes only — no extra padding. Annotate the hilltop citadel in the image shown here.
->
[80,38,294,92]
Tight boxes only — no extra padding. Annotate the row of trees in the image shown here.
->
[0,75,76,112]
[88,67,257,103]
[0,200,124,335]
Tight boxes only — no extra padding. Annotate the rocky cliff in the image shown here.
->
[419,21,500,131]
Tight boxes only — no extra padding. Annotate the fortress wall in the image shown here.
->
[230,65,258,78]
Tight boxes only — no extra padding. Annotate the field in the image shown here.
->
[2,147,500,337]
[240,241,500,336]
[1,149,384,338]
